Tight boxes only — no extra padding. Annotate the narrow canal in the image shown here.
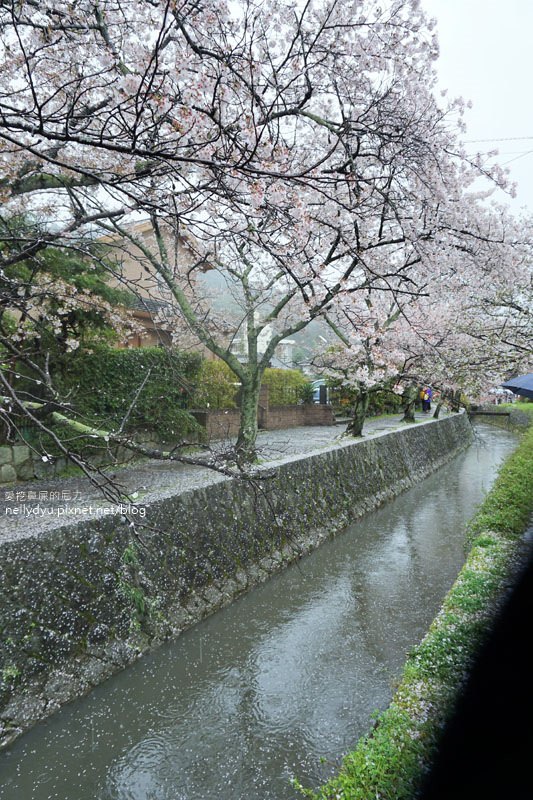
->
[0,424,517,800]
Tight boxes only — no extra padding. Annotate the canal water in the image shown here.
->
[0,424,518,800]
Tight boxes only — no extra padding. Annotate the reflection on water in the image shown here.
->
[0,424,517,800]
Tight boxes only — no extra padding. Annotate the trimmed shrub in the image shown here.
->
[368,388,403,416]
[190,360,239,409]
[54,346,203,440]
[328,380,403,416]
[262,368,308,405]
[190,363,310,409]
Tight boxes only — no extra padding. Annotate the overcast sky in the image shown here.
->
[427,0,533,215]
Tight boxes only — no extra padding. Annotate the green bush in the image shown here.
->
[501,401,533,417]
[54,346,203,440]
[368,388,403,416]
[299,381,316,405]
[262,368,308,405]
[190,364,310,409]
[190,360,239,409]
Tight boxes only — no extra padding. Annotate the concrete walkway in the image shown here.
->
[0,411,446,541]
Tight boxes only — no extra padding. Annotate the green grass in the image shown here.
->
[500,401,533,416]
[56,462,85,478]
[298,424,533,800]
[498,401,533,425]
[466,431,533,540]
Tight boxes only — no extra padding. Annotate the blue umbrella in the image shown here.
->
[501,373,533,400]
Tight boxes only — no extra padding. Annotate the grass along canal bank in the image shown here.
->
[299,421,533,800]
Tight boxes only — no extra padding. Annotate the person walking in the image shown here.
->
[422,386,433,413]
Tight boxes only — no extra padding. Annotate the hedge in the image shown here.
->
[190,364,310,409]
[53,346,203,440]
[297,422,533,800]
[262,368,309,405]
[9,347,315,447]
[190,360,239,409]
[328,382,403,416]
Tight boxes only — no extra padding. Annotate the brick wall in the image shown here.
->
[191,409,242,440]
[264,403,335,429]
[192,403,336,439]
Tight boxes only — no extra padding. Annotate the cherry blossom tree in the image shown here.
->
[316,199,533,431]
[312,290,409,435]
[388,208,533,412]
[0,0,523,463]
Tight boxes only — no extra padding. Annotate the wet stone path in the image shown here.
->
[0,412,442,542]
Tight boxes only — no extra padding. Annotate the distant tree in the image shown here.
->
[0,216,135,356]
[313,292,407,435]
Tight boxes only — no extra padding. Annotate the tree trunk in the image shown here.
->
[401,385,418,422]
[433,399,444,419]
[450,389,462,412]
[346,390,369,436]
[235,377,261,462]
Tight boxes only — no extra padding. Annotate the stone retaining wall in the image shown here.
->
[0,444,38,484]
[472,407,532,430]
[0,436,163,485]
[0,413,472,748]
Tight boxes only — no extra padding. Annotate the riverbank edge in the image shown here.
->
[472,404,533,431]
[302,421,533,800]
[0,414,471,750]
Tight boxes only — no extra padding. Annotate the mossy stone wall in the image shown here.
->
[0,414,472,748]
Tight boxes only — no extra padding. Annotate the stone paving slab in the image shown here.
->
[0,411,445,541]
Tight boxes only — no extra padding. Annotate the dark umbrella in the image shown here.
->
[501,373,533,400]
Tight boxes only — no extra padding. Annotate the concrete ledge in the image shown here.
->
[0,413,472,748]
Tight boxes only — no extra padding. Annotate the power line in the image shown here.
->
[466,150,533,157]
[502,149,533,166]
[464,136,533,143]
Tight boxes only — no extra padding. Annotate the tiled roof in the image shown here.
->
[129,296,170,313]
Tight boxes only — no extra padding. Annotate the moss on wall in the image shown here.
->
[0,414,472,748]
